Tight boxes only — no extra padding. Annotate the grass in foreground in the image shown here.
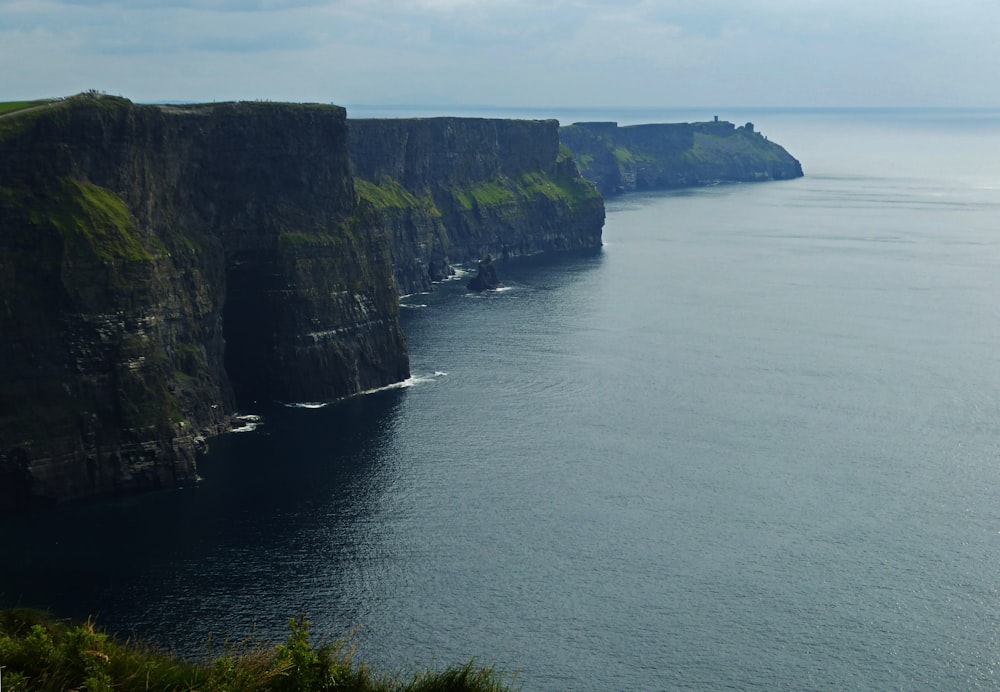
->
[0,609,515,692]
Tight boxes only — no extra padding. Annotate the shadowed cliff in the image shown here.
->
[348,118,605,294]
[0,96,609,510]
[0,93,409,509]
[0,100,802,512]
[559,119,803,195]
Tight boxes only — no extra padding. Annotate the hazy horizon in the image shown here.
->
[3,1,998,109]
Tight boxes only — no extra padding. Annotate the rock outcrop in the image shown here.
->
[348,117,605,295]
[0,94,408,510]
[4,100,805,511]
[0,96,609,511]
[466,256,500,292]
[559,119,803,196]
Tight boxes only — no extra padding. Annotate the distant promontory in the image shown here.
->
[0,93,803,511]
[559,118,803,195]
[0,93,603,510]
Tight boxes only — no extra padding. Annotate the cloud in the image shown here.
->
[1,0,999,105]
[48,0,331,10]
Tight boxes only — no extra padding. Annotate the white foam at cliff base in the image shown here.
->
[232,413,262,432]
[446,267,471,279]
[463,285,514,297]
[366,370,446,393]
[280,372,447,409]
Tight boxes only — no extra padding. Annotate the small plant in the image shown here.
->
[0,609,516,691]
[61,619,113,691]
[274,615,327,690]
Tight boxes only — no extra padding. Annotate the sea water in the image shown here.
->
[3,109,1000,689]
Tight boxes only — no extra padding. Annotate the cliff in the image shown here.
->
[0,98,608,510]
[0,93,409,510]
[348,118,605,295]
[559,119,803,196]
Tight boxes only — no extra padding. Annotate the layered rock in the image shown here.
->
[0,98,613,511]
[466,256,500,292]
[348,118,605,295]
[559,119,803,196]
[0,94,408,509]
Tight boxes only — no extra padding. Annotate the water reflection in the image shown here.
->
[0,246,609,660]
[0,389,407,654]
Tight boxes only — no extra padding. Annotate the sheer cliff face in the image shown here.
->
[0,95,408,509]
[559,120,804,196]
[348,118,605,294]
[0,101,604,510]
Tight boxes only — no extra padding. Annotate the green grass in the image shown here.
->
[354,179,443,227]
[0,102,53,141]
[1,178,154,262]
[448,180,516,210]
[517,170,602,209]
[0,610,516,692]
[355,178,420,209]
[443,166,601,214]
[0,93,133,142]
[678,129,791,166]
[612,146,635,165]
[0,99,52,116]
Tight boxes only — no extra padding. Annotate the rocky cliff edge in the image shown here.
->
[0,93,409,509]
[0,96,608,510]
[559,119,803,196]
[349,117,605,295]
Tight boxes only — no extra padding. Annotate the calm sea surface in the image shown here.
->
[4,109,1000,689]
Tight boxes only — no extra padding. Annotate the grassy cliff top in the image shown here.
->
[0,99,60,116]
[0,92,134,142]
[0,609,515,692]
[0,92,347,140]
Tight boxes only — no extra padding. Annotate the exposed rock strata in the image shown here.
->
[0,97,609,511]
[348,118,605,295]
[2,101,802,512]
[559,119,803,196]
[0,94,408,509]
[466,256,500,292]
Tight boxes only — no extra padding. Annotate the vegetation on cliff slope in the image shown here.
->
[520,148,603,210]
[1,178,156,263]
[0,93,133,142]
[0,173,183,450]
[559,120,803,195]
[0,610,514,692]
[356,172,569,215]
[444,166,600,213]
[354,179,426,212]
[0,99,55,116]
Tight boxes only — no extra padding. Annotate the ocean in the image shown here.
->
[4,108,1000,689]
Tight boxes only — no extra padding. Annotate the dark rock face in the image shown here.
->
[348,117,605,295]
[559,120,804,196]
[0,99,610,511]
[466,256,500,291]
[0,94,408,510]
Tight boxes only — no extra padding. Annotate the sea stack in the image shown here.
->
[466,256,501,291]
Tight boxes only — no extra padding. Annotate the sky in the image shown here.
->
[2,0,998,109]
